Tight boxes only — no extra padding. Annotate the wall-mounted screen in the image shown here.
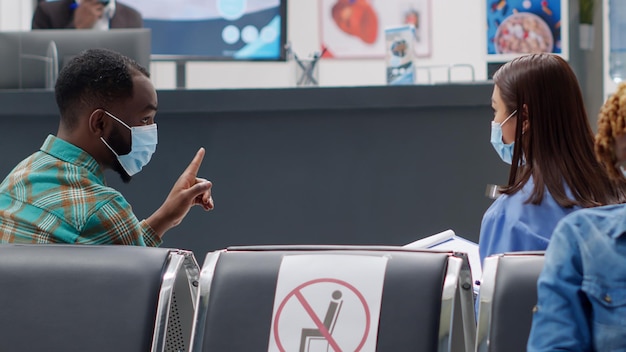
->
[124,0,287,61]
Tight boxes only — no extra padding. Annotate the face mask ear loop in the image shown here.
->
[103,110,131,131]
[102,110,133,154]
[100,136,120,158]
[500,109,517,127]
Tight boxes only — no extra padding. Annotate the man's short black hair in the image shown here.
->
[54,48,150,130]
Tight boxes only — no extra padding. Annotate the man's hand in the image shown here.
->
[73,0,105,29]
[147,148,214,238]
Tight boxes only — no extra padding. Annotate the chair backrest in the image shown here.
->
[0,244,199,352]
[475,251,545,352]
[190,245,475,352]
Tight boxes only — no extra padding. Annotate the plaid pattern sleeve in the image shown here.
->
[79,194,161,246]
[0,135,162,246]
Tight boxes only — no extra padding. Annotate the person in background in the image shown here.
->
[32,0,142,30]
[596,83,626,182]
[527,82,626,351]
[0,48,214,245]
[478,53,625,264]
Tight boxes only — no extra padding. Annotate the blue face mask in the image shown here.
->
[100,111,158,176]
[490,110,517,165]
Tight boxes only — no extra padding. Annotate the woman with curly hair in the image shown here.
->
[595,82,626,183]
[528,82,626,350]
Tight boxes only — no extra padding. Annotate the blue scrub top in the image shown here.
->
[478,176,579,264]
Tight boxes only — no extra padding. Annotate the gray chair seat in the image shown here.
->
[190,245,476,352]
[475,251,545,352]
[0,244,199,352]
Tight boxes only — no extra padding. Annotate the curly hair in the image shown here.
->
[595,82,626,181]
[54,48,149,131]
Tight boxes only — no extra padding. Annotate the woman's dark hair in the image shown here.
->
[493,53,625,207]
[54,48,149,131]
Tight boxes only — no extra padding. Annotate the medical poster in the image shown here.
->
[320,0,431,59]
[486,0,568,61]
[385,25,416,85]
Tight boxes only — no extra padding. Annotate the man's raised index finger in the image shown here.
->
[184,147,205,176]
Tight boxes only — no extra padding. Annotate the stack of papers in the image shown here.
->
[403,229,481,294]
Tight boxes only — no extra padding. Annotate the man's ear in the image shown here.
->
[521,103,530,134]
[88,109,107,136]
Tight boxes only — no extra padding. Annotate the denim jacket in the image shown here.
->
[527,204,626,351]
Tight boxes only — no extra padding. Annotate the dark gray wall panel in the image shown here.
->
[0,85,508,262]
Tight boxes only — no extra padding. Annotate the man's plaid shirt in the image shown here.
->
[0,135,161,246]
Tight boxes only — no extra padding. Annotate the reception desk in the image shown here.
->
[0,84,506,261]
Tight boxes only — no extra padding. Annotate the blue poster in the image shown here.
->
[486,0,562,55]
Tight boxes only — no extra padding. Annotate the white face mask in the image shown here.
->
[490,110,517,164]
[100,111,158,176]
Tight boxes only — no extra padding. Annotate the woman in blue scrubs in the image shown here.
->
[478,53,625,264]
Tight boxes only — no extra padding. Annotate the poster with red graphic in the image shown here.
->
[319,0,431,59]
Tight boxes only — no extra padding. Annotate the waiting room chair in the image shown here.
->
[475,251,545,352]
[189,245,476,352]
[0,244,200,352]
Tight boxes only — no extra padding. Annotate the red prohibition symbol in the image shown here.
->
[273,277,371,352]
